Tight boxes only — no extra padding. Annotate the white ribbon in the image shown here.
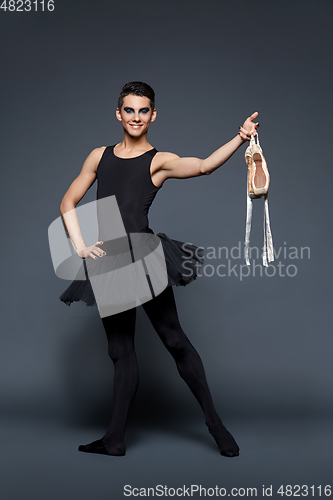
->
[244,186,253,266]
[263,192,274,266]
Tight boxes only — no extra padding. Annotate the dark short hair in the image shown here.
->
[118,81,155,111]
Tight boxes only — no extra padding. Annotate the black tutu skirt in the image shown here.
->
[59,232,205,307]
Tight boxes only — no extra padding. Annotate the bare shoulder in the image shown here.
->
[153,151,180,169]
[91,146,107,162]
[82,146,107,174]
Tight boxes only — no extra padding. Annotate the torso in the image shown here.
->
[95,144,168,234]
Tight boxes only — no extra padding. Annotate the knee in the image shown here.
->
[107,343,135,364]
[162,330,190,357]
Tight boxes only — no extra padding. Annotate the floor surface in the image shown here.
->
[1,416,332,500]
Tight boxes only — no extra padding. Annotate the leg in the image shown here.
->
[142,286,239,457]
[78,306,138,456]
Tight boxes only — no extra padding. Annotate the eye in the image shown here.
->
[139,108,149,114]
[124,107,134,113]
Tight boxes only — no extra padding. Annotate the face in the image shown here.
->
[116,94,156,137]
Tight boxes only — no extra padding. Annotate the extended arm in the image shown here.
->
[60,147,105,260]
[159,112,259,180]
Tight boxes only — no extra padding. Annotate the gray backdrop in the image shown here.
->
[1,0,332,498]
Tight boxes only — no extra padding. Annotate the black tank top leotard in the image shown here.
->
[96,145,160,234]
[59,145,205,307]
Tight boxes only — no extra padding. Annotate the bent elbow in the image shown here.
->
[60,198,76,215]
[200,160,211,175]
[60,199,68,215]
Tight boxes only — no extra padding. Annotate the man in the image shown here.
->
[60,82,259,457]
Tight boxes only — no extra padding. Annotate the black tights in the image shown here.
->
[78,286,239,457]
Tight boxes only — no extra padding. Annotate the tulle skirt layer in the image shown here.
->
[59,232,204,307]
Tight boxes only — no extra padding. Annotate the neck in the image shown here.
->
[117,130,152,153]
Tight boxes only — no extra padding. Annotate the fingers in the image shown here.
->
[238,127,248,141]
[239,127,248,140]
[239,126,256,140]
[93,248,106,258]
[88,242,106,259]
[94,241,106,258]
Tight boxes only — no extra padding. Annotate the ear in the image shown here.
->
[116,108,122,122]
[150,108,157,123]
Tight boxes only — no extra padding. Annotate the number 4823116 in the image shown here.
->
[0,0,55,11]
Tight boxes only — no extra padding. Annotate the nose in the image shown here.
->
[133,111,141,122]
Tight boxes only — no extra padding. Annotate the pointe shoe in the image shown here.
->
[245,133,270,199]
[244,132,274,267]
